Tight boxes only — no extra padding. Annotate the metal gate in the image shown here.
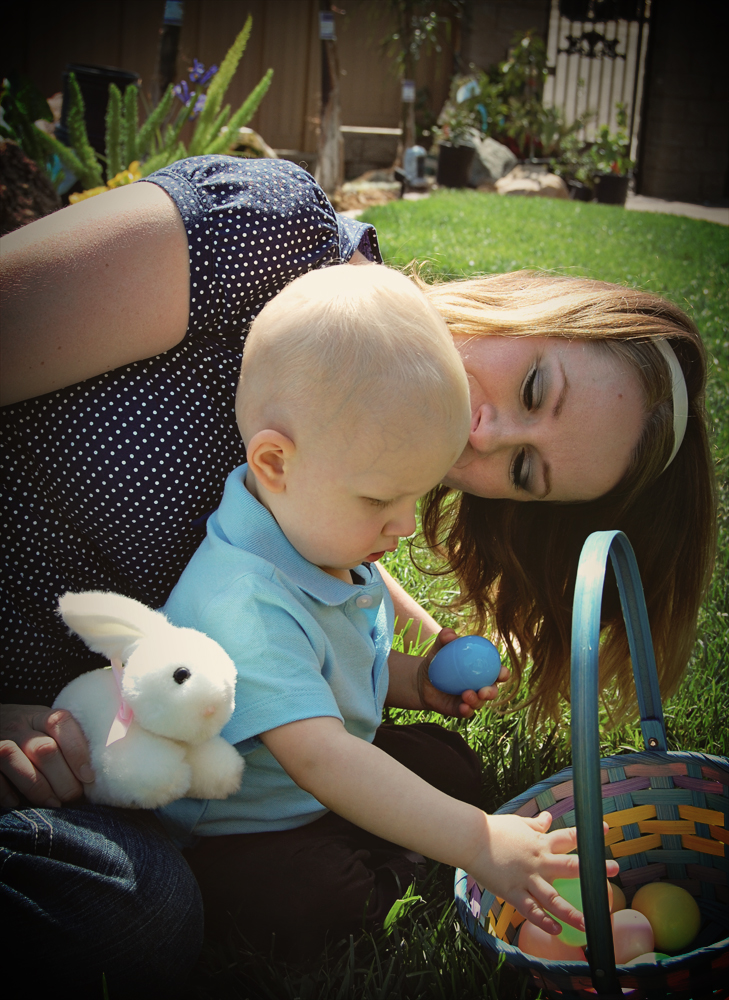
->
[542,0,651,160]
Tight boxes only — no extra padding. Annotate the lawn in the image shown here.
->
[192,193,728,999]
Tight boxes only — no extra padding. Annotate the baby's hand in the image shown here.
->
[417,629,510,718]
[468,811,619,935]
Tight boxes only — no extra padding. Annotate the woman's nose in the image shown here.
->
[470,405,523,455]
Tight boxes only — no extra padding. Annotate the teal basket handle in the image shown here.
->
[571,530,667,996]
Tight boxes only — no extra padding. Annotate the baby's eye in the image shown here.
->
[364,497,392,508]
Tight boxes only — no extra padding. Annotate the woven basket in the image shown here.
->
[454,530,728,999]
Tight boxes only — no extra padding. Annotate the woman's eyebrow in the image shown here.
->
[552,364,569,417]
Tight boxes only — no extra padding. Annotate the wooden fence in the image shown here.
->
[16,0,456,158]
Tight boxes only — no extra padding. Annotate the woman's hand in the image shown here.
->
[417,628,510,718]
[0,704,94,809]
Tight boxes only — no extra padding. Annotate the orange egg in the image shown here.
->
[612,909,655,964]
[610,881,626,912]
[631,882,701,953]
[518,920,586,962]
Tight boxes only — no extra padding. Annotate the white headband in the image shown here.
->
[655,339,688,472]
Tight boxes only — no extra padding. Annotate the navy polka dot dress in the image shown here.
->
[1,156,381,704]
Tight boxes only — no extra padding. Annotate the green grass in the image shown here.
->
[191,193,728,999]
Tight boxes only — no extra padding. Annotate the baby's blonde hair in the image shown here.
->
[237,264,470,447]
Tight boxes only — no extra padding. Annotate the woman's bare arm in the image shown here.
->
[0,182,190,406]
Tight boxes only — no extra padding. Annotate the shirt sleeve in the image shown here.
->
[141,156,381,344]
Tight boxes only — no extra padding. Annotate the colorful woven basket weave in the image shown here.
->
[454,530,728,999]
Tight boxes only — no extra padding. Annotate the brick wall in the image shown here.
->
[638,0,728,203]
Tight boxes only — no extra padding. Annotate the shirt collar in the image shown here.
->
[211,464,379,606]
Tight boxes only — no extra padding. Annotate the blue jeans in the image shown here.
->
[0,801,203,997]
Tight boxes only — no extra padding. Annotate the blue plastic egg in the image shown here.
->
[428,636,501,695]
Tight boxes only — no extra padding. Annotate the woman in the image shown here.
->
[0,156,716,989]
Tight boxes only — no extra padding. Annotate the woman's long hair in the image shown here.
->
[418,271,717,724]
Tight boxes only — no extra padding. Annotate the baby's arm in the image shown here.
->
[377,563,440,650]
[261,716,616,933]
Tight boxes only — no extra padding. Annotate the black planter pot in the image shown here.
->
[593,173,630,206]
[56,63,140,158]
[436,143,476,188]
[567,179,594,202]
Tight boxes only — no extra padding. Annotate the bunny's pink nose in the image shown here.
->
[202,705,216,717]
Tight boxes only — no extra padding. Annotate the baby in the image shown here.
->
[160,264,615,954]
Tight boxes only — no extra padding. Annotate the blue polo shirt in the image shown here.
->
[158,464,393,841]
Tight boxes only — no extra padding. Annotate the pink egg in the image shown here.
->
[612,909,655,964]
[518,920,586,962]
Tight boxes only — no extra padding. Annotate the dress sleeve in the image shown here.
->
[141,155,381,343]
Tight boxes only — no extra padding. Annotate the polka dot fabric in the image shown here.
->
[0,156,381,703]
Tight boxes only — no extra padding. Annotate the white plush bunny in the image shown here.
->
[53,591,245,809]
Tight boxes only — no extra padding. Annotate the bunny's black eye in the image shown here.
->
[173,667,191,685]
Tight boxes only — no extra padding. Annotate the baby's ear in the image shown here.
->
[246,429,295,493]
[58,591,167,659]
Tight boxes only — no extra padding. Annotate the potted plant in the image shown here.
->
[587,104,635,206]
[551,132,597,200]
[552,104,634,205]
[431,91,479,187]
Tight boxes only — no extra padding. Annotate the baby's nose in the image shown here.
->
[389,508,417,538]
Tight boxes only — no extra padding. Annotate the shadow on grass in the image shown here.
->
[189,864,542,1000]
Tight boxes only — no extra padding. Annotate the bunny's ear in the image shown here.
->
[58,591,171,660]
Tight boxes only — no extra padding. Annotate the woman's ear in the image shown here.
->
[246,429,296,493]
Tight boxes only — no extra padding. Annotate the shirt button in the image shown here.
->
[355,595,373,609]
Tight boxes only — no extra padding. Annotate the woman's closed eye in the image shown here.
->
[522,365,542,410]
[511,448,531,491]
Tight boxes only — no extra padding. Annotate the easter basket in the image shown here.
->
[454,530,728,999]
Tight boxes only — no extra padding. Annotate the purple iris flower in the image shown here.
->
[189,60,218,86]
[173,61,218,117]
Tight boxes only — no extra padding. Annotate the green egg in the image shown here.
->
[551,878,587,947]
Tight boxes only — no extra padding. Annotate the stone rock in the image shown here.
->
[495,164,569,199]
[331,177,401,213]
[229,127,278,158]
[469,134,518,186]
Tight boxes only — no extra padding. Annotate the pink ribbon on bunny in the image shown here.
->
[106,656,134,746]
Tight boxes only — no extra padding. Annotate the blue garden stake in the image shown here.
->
[571,530,668,996]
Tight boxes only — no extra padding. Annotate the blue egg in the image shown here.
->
[428,636,502,695]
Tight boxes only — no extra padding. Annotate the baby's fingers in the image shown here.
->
[522,810,554,833]
[533,877,585,932]
[545,824,579,853]
[513,892,562,936]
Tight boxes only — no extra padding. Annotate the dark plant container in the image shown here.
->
[56,64,140,158]
[567,179,593,201]
[593,172,630,206]
[436,143,476,188]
